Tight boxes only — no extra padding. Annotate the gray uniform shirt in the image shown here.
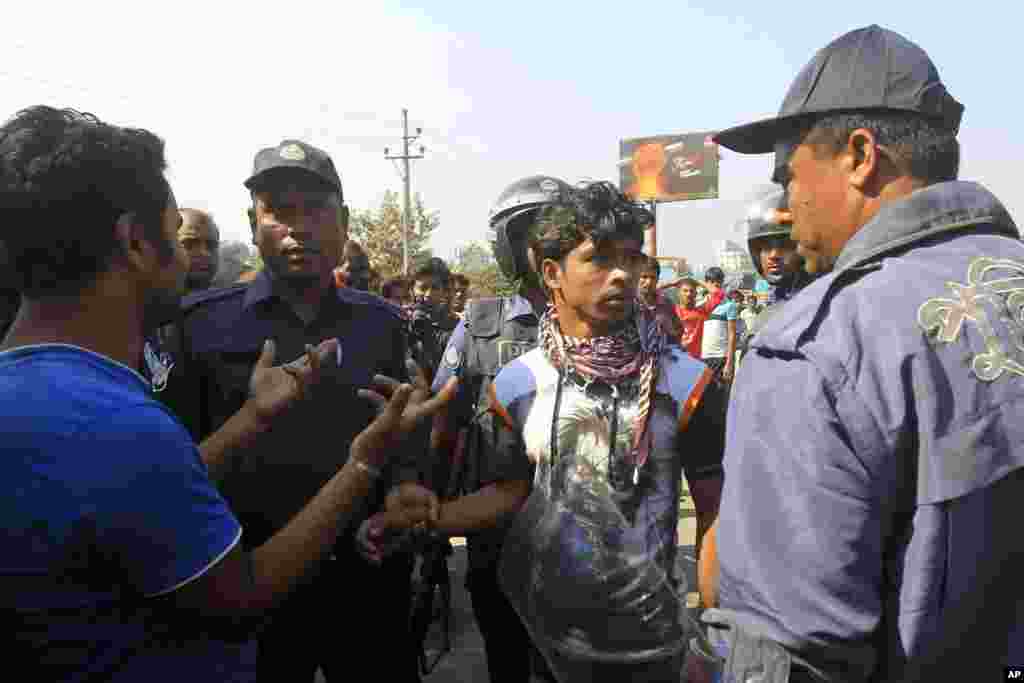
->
[713,181,1024,681]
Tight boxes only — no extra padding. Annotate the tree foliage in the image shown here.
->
[350,190,438,278]
[451,241,517,298]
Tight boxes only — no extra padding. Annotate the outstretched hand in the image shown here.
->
[350,359,458,467]
[246,338,339,427]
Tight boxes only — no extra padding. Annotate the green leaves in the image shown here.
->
[350,191,439,278]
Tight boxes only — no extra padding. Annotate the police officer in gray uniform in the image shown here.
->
[425,175,568,683]
[738,188,812,350]
[698,24,1024,682]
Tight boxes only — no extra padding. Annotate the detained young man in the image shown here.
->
[382,183,724,680]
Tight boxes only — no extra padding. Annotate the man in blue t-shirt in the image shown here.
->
[699,268,739,389]
[0,106,452,682]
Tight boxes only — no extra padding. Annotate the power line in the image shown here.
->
[384,109,425,275]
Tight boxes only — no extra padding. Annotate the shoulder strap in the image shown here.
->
[180,282,248,316]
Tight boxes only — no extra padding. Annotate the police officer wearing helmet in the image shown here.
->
[738,188,812,349]
[375,175,567,683]
[694,25,1024,682]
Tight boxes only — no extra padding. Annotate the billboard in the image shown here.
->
[618,132,719,203]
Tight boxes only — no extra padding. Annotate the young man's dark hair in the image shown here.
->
[529,181,652,273]
[0,106,173,298]
[450,272,470,289]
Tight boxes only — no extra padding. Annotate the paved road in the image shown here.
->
[317,497,700,683]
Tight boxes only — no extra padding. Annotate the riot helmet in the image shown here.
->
[489,175,572,280]
[742,189,798,282]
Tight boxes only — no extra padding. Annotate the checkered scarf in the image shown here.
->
[539,300,669,467]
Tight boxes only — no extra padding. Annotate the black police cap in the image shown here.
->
[714,25,963,156]
[244,140,343,199]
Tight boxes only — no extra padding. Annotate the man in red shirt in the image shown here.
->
[670,268,726,359]
[674,278,706,358]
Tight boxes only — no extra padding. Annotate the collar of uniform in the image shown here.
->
[242,268,342,312]
[242,269,276,310]
[749,183,1018,356]
[833,181,1018,274]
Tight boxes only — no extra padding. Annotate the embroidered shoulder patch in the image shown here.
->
[143,340,175,393]
[917,256,1024,382]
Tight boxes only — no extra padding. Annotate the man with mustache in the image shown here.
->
[178,208,220,294]
[164,139,426,682]
[737,189,813,351]
[698,25,1024,682]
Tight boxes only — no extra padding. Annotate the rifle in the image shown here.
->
[408,387,470,675]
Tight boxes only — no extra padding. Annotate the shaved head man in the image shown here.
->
[178,208,220,293]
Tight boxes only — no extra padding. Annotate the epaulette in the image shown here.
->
[335,286,406,324]
[180,282,249,316]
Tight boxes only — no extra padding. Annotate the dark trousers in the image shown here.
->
[467,564,555,683]
[255,549,417,683]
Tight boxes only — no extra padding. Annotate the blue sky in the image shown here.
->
[1,1,1019,269]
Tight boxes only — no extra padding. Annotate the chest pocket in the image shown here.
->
[213,349,260,408]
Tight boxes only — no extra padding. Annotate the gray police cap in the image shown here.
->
[714,25,964,155]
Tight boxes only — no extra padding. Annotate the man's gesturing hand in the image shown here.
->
[357,484,440,565]
[246,338,339,427]
[351,359,458,467]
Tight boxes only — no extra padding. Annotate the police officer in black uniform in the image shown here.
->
[417,175,569,683]
[164,139,423,683]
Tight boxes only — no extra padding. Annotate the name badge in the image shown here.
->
[498,340,534,367]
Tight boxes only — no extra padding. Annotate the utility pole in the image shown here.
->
[384,109,425,275]
[645,199,658,257]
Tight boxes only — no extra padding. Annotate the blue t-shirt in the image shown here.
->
[1,344,253,682]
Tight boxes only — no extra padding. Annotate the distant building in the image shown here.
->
[715,239,754,275]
